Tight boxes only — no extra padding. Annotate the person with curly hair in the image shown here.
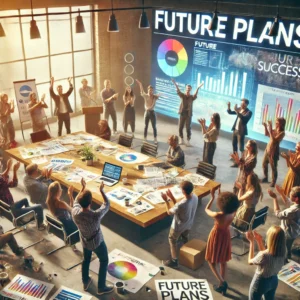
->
[96,120,111,141]
[205,189,240,295]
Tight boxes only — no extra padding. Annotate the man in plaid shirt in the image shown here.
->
[72,179,113,295]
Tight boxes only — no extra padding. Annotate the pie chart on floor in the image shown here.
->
[108,261,138,280]
[157,39,188,77]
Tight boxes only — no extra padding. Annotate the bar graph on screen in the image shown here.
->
[254,85,300,143]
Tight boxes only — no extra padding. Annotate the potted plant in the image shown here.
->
[79,145,95,166]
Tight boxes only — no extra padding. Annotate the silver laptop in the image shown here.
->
[97,162,123,187]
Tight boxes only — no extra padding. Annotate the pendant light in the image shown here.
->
[139,0,150,29]
[76,9,85,33]
[30,0,41,39]
[208,0,219,31]
[107,0,119,32]
[268,5,280,37]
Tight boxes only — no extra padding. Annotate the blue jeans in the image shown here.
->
[249,273,278,300]
[144,110,157,138]
[11,198,44,227]
[82,241,108,289]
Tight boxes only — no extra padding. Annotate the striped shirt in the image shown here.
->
[72,197,110,251]
[251,250,285,278]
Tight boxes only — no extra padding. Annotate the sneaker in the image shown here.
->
[179,138,184,145]
[261,178,268,183]
[97,286,114,295]
[83,277,92,291]
[230,163,238,168]
[270,182,275,187]
[132,133,135,138]
[38,224,46,231]
[185,140,192,147]
[162,259,179,269]
[154,138,158,144]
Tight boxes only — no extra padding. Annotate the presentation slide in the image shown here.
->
[151,10,300,149]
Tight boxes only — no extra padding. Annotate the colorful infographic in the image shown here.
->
[0,275,54,300]
[115,152,148,164]
[278,261,300,292]
[157,39,188,77]
[108,261,138,280]
[90,249,160,293]
[151,10,300,149]
[50,286,92,300]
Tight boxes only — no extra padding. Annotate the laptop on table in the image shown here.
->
[97,162,122,187]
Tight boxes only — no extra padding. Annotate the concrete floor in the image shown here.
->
[0,111,299,300]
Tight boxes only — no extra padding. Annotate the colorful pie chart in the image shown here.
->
[119,153,138,162]
[157,39,188,77]
[108,261,138,280]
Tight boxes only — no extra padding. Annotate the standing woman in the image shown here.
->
[205,189,239,295]
[262,118,286,187]
[46,181,78,237]
[231,140,258,194]
[198,113,220,164]
[281,142,300,196]
[28,92,48,132]
[233,173,263,231]
[0,94,17,148]
[123,86,135,136]
[246,227,286,300]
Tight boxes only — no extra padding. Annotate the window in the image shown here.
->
[0,6,94,122]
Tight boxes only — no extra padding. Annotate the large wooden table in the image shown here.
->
[6,132,221,228]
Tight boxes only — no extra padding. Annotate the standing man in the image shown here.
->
[50,77,73,136]
[101,80,118,135]
[136,79,160,144]
[227,98,252,167]
[161,181,198,268]
[72,179,113,295]
[79,78,95,108]
[171,79,203,147]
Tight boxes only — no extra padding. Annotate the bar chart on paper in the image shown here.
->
[253,84,300,143]
[0,274,54,300]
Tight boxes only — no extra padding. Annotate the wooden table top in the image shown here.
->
[6,132,221,228]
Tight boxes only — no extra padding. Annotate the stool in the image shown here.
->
[179,239,207,270]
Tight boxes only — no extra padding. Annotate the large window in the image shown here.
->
[0,6,94,121]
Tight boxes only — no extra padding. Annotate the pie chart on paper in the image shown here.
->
[157,39,188,77]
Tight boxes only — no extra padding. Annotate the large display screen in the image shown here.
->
[151,9,300,149]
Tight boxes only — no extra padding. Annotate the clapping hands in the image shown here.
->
[198,118,206,127]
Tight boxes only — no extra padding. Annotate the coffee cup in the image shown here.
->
[122,178,128,185]
[116,281,124,294]
[125,198,130,207]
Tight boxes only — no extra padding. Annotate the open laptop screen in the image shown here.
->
[102,162,122,180]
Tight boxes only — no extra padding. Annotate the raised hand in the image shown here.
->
[68,77,73,84]
[235,181,242,189]
[275,184,283,195]
[99,181,104,192]
[13,161,20,172]
[234,104,238,112]
[81,177,86,190]
[227,101,231,108]
[6,158,13,170]
[68,185,74,196]
[166,189,175,202]
[253,231,263,242]
[50,77,54,85]
[262,122,267,127]
[245,231,254,241]
[210,187,218,199]
[47,168,53,179]
[161,192,168,202]
[198,82,204,89]
[267,189,276,198]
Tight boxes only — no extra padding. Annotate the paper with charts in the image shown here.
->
[143,186,184,205]
[50,286,92,300]
[115,152,149,164]
[184,174,209,186]
[0,274,54,300]
[90,249,159,293]
[127,200,154,216]
[278,260,300,292]
[106,187,141,207]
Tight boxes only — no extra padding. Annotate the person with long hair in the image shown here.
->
[205,188,240,295]
[233,173,263,231]
[246,226,286,300]
[28,92,48,133]
[198,113,220,164]
[96,120,111,141]
[231,140,258,194]
[0,94,17,148]
[123,86,135,136]
[46,181,77,237]
[281,142,300,196]
[262,117,286,187]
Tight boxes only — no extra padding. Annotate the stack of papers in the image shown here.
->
[127,200,154,216]
[144,167,163,178]
[143,185,184,205]
[45,158,74,172]
[66,167,100,183]
[106,187,141,207]
[184,174,209,186]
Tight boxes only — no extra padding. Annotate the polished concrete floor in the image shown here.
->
[0,111,299,300]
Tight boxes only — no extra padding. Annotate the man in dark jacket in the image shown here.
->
[50,77,73,136]
[227,98,252,167]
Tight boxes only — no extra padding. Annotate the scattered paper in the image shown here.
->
[133,184,155,194]
[144,167,163,178]
[66,167,100,183]
[40,143,69,156]
[106,187,141,207]
[44,158,74,172]
[19,147,43,159]
[143,186,184,205]
[278,260,300,292]
[31,156,48,165]
[184,173,209,186]
[127,200,154,216]
[50,286,92,300]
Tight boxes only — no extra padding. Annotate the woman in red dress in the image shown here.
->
[205,188,240,295]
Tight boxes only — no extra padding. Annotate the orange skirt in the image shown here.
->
[205,224,231,263]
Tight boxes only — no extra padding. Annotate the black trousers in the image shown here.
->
[232,130,245,153]
[58,113,71,136]
[203,142,216,164]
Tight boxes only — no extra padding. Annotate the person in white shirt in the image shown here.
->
[136,79,160,144]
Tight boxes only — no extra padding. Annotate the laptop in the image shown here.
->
[97,162,123,187]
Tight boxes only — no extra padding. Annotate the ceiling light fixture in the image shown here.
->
[139,0,150,29]
[30,0,41,39]
[208,0,219,31]
[76,9,85,33]
[107,0,119,32]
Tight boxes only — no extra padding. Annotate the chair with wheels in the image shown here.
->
[45,214,82,270]
[231,206,269,256]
